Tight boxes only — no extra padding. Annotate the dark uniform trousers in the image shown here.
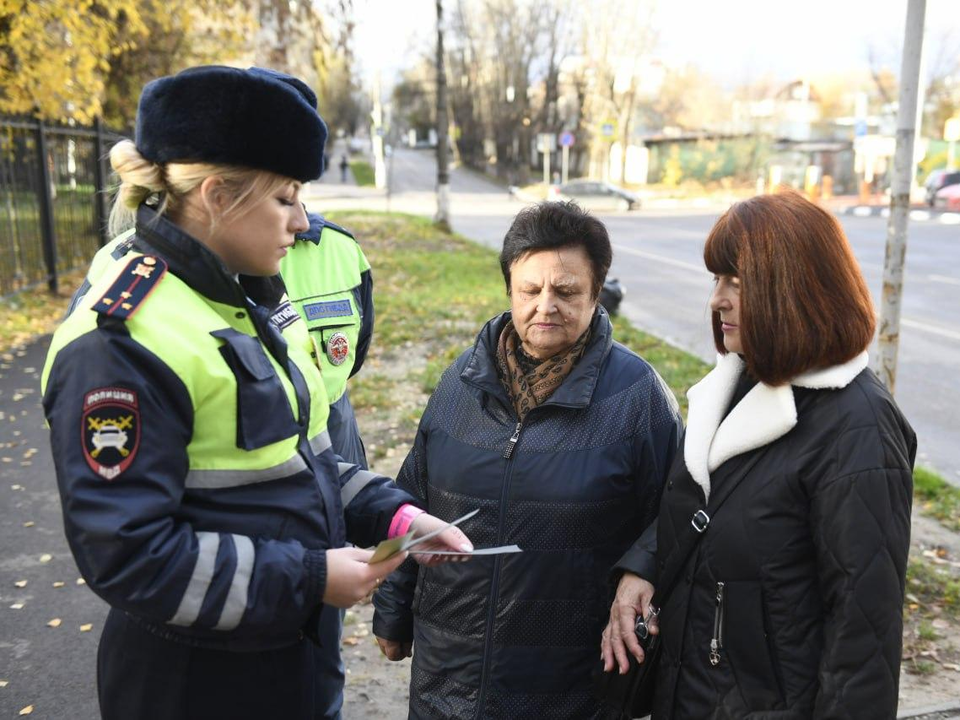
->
[98,609,316,720]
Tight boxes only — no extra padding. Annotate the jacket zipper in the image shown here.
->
[502,422,522,459]
[476,415,524,718]
[709,581,724,666]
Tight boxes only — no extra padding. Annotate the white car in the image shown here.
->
[92,425,129,453]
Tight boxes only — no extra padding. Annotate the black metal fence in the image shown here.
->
[0,116,128,297]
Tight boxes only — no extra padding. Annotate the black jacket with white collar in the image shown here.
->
[617,352,916,719]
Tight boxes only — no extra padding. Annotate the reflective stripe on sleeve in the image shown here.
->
[214,534,254,631]
[168,531,220,627]
[340,468,380,508]
[310,430,332,455]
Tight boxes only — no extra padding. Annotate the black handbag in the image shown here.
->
[594,452,765,719]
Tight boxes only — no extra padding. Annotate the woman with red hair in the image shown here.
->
[602,191,915,719]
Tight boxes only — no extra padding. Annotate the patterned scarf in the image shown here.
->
[495,320,592,422]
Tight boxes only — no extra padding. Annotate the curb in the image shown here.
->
[833,205,960,225]
[897,699,960,719]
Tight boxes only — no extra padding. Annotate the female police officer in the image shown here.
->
[40,65,471,720]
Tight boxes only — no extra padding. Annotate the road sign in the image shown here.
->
[601,123,615,138]
[560,131,575,147]
[536,133,556,153]
[854,120,868,137]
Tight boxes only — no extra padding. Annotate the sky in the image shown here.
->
[349,0,960,90]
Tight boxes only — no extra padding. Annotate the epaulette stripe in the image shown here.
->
[92,255,168,321]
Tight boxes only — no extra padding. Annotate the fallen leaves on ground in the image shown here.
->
[46,618,61,628]
[38,554,52,563]
[14,580,27,588]
[52,582,64,588]
[79,624,93,632]
[19,705,33,715]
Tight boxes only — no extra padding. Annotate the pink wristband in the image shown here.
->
[389,503,426,539]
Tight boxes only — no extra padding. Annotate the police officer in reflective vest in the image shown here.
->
[41,65,472,720]
[67,191,374,720]
[69,213,373,471]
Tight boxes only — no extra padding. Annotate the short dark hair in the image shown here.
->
[499,201,612,298]
[704,191,876,385]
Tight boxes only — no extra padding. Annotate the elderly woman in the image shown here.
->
[373,201,683,719]
[602,191,915,719]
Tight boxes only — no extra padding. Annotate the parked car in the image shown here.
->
[924,169,960,206]
[933,182,960,211]
[556,180,640,211]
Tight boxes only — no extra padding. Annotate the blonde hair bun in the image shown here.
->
[110,140,165,209]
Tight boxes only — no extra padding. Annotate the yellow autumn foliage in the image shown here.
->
[0,0,253,124]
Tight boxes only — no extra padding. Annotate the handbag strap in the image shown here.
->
[651,450,766,610]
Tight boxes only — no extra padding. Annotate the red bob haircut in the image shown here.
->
[703,191,876,386]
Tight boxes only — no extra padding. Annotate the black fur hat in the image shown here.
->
[135,66,327,181]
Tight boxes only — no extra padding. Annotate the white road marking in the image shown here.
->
[901,318,960,343]
[612,244,709,275]
[930,275,960,286]
[616,243,960,343]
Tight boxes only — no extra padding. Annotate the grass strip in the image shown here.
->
[0,270,84,354]
[914,466,960,533]
[349,161,375,187]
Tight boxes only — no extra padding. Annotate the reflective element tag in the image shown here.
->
[81,388,140,480]
[326,331,349,366]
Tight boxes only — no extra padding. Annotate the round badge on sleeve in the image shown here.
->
[326,332,349,366]
[81,387,140,481]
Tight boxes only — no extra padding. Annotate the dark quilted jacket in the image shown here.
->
[617,363,916,719]
[373,309,682,719]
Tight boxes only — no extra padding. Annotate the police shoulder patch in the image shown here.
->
[82,387,140,480]
[92,255,167,321]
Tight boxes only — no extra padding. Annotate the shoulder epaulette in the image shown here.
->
[319,218,356,241]
[92,255,168,321]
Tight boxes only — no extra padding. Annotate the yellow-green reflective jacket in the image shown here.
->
[41,205,409,651]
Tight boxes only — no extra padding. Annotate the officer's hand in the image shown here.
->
[375,635,412,661]
[322,547,407,608]
[408,513,474,566]
[601,572,657,675]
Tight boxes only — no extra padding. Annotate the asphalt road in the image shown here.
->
[323,146,960,485]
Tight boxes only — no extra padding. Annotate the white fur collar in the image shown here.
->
[684,351,868,501]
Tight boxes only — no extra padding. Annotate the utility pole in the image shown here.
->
[434,0,451,231]
[876,0,926,394]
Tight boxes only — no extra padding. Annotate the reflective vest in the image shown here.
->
[40,206,405,651]
[280,220,371,404]
[46,253,331,479]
